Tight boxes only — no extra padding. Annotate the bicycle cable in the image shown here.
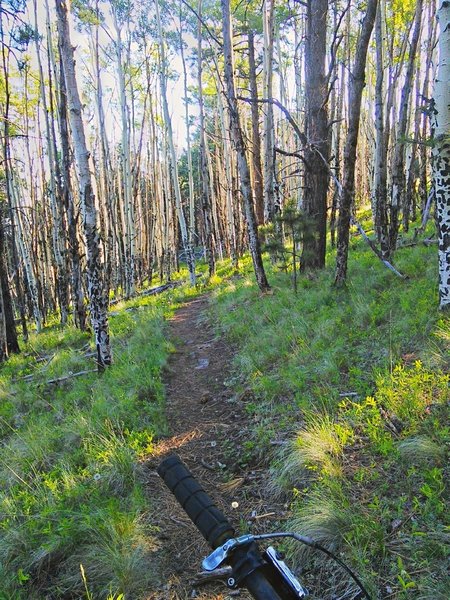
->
[250,532,372,600]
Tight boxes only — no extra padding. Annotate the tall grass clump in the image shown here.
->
[211,229,449,599]
[0,288,185,598]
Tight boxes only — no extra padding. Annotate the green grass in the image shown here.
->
[1,227,448,599]
[0,269,228,599]
[210,234,449,599]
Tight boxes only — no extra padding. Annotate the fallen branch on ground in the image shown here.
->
[191,567,232,586]
[109,280,183,306]
[44,370,97,385]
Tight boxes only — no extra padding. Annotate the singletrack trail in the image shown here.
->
[146,295,284,599]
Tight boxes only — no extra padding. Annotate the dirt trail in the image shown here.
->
[146,295,282,599]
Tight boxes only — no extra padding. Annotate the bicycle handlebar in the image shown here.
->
[157,454,284,600]
[157,453,235,548]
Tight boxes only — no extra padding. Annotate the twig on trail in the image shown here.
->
[339,392,359,397]
[169,515,191,528]
[201,458,216,471]
[249,511,277,521]
[191,567,232,586]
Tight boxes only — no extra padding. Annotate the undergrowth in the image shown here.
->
[210,237,449,599]
[0,273,217,599]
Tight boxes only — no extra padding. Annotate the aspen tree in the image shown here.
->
[433,0,450,308]
[248,30,264,225]
[221,0,270,292]
[335,0,378,286]
[111,3,136,297]
[197,0,215,276]
[263,0,276,223]
[154,0,196,286]
[389,0,423,255]
[177,3,195,251]
[56,0,111,368]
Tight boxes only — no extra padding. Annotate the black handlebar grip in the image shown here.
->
[157,454,235,549]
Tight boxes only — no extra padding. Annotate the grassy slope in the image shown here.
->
[0,280,207,599]
[210,239,449,599]
[0,236,447,600]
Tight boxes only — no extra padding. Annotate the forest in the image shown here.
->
[0,0,448,598]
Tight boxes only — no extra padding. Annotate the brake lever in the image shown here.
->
[202,534,255,571]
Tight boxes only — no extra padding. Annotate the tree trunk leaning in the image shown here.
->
[221,0,270,293]
[335,0,378,286]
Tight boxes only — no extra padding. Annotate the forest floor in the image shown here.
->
[146,295,285,599]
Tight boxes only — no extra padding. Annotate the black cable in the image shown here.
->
[253,532,373,600]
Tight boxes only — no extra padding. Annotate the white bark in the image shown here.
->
[263,0,276,222]
[56,0,111,368]
[155,0,196,285]
[433,1,450,308]
[112,6,135,297]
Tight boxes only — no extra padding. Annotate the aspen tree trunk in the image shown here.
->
[263,0,276,223]
[56,0,111,368]
[38,0,69,325]
[330,60,345,248]
[248,30,264,226]
[0,203,19,357]
[91,0,114,298]
[335,0,378,286]
[57,53,87,330]
[112,6,135,297]
[179,5,196,246]
[403,62,422,230]
[388,0,423,255]
[221,0,270,292]
[0,270,6,362]
[373,0,389,257]
[197,0,215,276]
[420,2,437,211]
[154,0,196,286]
[9,171,43,331]
[0,16,28,341]
[301,0,330,270]
[433,0,450,308]
[217,86,238,268]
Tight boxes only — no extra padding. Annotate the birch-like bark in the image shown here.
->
[0,204,18,358]
[248,30,264,226]
[263,0,276,223]
[56,0,111,368]
[155,0,196,285]
[179,4,196,246]
[335,0,378,286]
[373,0,389,257]
[0,14,27,342]
[8,172,42,330]
[217,86,238,268]
[112,6,135,297]
[420,2,437,212]
[41,0,69,325]
[197,0,215,276]
[57,52,87,330]
[388,0,423,255]
[433,0,450,308]
[221,0,270,292]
